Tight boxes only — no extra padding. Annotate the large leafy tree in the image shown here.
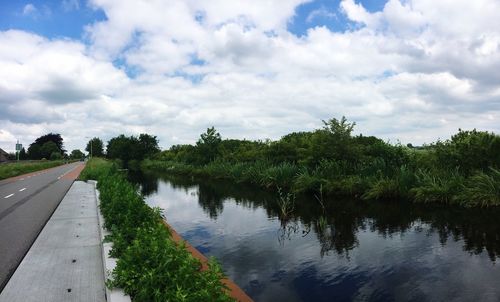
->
[28,133,65,160]
[107,134,160,163]
[86,137,105,157]
[70,149,85,160]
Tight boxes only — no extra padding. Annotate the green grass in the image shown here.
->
[455,168,500,207]
[0,160,67,180]
[80,159,234,301]
[143,159,500,207]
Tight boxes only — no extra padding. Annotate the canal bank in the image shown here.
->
[1,176,252,301]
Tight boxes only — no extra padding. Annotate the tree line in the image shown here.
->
[13,133,160,162]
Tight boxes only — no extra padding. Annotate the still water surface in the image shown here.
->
[131,171,500,302]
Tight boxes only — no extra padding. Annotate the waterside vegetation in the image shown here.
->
[80,158,233,302]
[142,117,500,207]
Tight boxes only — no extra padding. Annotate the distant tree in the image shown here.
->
[196,127,222,164]
[106,133,160,163]
[40,141,60,159]
[85,137,104,157]
[137,134,160,159]
[50,152,63,160]
[19,148,27,160]
[70,149,85,160]
[107,135,133,162]
[28,133,65,159]
[27,144,41,160]
[309,116,359,166]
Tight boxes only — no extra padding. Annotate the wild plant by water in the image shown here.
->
[277,186,295,220]
[455,168,500,207]
[411,169,463,204]
[260,162,299,188]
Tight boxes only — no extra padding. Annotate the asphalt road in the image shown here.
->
[0,162,84,291]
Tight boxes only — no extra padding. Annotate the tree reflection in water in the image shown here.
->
[133,172,500,262]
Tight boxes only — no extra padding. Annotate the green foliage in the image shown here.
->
[70,149,85,160]
[145,116,500,208]
[80,159,233,301]
[432,129,500,174]
[411,170,464,204]
[50,151,63,160]
[107,134,160,163]
[196,127,222,164]
[86,137,105,157]
[455,168,500,207]
[28,133,65,160]
[0,160,65,180]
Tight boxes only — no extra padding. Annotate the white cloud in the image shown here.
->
[62,0,80,12]
[306,7,337,23]
[1,0,500,153]
[22,3,37,16]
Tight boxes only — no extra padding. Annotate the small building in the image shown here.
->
[0,148,9,162]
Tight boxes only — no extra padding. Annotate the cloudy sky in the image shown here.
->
[1,0,499,153]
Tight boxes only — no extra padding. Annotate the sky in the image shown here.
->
[0,0,499,153]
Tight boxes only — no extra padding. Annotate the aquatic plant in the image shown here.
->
[277,186,295,220]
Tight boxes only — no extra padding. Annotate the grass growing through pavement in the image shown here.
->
[0,160,66,180]
[80,158,233,302]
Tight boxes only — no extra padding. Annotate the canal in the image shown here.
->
[130,170,500,302]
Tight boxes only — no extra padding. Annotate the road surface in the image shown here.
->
[0,162,85,291]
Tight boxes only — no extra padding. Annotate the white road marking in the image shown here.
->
[4,194,14,199]
[19,188,26,192]
[20,178,24,180]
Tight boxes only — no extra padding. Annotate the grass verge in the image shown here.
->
[80,158,234,302]
[0,160,67,180]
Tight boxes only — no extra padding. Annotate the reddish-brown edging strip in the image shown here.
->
[161,221,253,302]
[62,163,86,180]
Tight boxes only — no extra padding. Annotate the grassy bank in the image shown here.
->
[80,158,233,302]
[0,160,67,180]
[142,159,500,207]
[139,118,500,208]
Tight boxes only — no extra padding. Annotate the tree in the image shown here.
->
[50,152,63,160]
[19,147,27,160]
[27,144,41,160]
[107,135,134,162]
[86,137,104,157]
[40,141,60,159]
[137,134,160,159]
[196,127,222,164]
[28,133,65,159]
[70,149,85,160]
[106,133,160,163]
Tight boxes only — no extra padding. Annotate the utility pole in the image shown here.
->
[85,137,93,159]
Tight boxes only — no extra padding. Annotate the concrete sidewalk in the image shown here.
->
[0,181,105,302]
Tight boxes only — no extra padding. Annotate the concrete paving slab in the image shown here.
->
[0,181,105,302]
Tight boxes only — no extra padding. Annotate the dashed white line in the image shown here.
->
[4,194,14,199]
[19,188,26,192]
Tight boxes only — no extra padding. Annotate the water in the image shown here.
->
[130,171,500,302]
